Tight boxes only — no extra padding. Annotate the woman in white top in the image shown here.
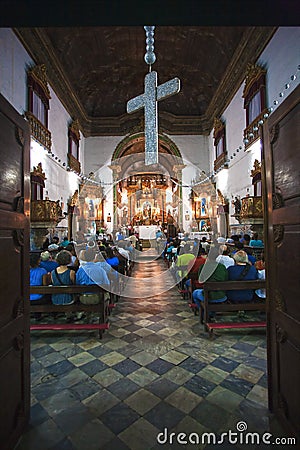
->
[215,245,235,269]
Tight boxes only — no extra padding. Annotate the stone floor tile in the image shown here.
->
[246,384,268,406]
[221,373,254,397]
[69,418,115,450]
[99,402,139,434]
[163,366,193,385]
[112,358,141,376]
[144,401,185,430]
[165,386,203,413]
[103,338,129,350]
[127,366,159,387]
[146,358,174,375]
[92,367,123,387]
[206,385,244,412]
[52,403,93,435]
[70,378,101,401]
[124,388,161,415]
[231,363,264,384]
[40,389,80,417]
[160,350,189,365]
[82,388,119,415]
[118,417,160,450]
[98,350,126,366]
[129,350,158,366]
[16,419,65,450]
[146,378,180,399]
[59,368,88,389]
[68,351,96,367]
[107,378,140,400]
[197,364,228,384]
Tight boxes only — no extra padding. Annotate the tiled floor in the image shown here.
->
[17,251,278,450]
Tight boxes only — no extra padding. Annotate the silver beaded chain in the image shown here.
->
[144,26,156,70]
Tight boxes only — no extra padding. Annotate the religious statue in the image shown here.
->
[232,196,241,215]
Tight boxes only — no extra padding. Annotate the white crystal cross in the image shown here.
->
[127,71,180,165]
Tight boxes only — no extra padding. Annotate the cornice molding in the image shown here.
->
[14,26,276,137]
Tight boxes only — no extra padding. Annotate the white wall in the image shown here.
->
[167,134,210,174]
[83,136,124,174]
[0,28,83,224]
[212,26,300,228]
[0,28,31,115]
[258,27,300,111]
[48,86,71,165]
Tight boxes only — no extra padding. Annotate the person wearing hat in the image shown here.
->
[39,251,59,272]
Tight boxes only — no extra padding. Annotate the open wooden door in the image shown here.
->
[263,83,300,439]
[0,94,30,449]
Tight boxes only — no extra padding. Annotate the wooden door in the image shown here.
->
[0,94,30,449]
[263,83,300,439]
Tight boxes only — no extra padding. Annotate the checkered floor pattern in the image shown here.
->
[17,251,278,450]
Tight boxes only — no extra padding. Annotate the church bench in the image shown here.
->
[172,264,191,299]
[201,280,266,337]
[30,285,113,338]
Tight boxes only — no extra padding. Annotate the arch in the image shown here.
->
[110,132,185,231]
[112,132,182,162]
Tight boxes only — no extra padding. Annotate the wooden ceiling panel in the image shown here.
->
[15,26,276,135]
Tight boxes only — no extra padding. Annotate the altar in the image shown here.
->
[137,225,158,240]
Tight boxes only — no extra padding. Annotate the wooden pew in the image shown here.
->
[201,280,266,337]
[30,285,112,338]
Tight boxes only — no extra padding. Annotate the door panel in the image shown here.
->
[0,94,30,450]
[263,84,300,439]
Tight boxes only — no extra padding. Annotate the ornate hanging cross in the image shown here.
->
[127,26,181,165]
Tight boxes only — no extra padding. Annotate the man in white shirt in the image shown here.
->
[117,241,130,260]
[216,245,234,269]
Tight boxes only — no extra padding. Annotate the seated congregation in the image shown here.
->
[30,230,265,337]
[29,233,137,330]
[164,233,266,334]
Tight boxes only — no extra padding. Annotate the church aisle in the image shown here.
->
[17,255,272,450]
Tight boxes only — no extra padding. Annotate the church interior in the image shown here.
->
[0,24,299,449]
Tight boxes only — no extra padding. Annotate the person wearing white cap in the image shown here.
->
[39,251,58,272]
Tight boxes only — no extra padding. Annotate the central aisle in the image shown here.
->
[18,253,270,450]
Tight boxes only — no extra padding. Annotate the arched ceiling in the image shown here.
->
[15,26,275,136]
[111,134,183,180]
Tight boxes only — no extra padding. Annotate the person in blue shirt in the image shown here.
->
[156,229,163,239]
[51,250,76,306]
[227,250,258,303]
[104,246,120,271]
[249,233,264,248]
[115,229,125,241]
[239,233,250,246]
[76,248,110,305]
[94,251,113,275]
[30,253,49,304]
[39,251,59,272]
[60,236,70,248]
